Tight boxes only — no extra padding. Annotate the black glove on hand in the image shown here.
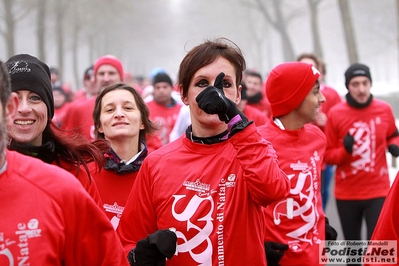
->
[128,229,177,266]
[196,72,241,123]
[325,217,338,240]
[264,241,289,266]
[388,144,399,157]
[343,133,355,154]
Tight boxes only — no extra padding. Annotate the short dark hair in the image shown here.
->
[244,70,263,82]
[296,52,321,70]
[178,38,246,98]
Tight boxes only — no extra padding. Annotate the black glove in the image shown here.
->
[128,229,177,266]
[343,133,355,154]
[196,72,241,123]
[325,217,338,240]
[388,144,399,157]
[264,241,288,266]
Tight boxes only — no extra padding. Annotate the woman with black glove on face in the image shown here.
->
[117,38,290,266]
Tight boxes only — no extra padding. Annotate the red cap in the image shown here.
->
[266,62,320,117]
[94,55,124,81]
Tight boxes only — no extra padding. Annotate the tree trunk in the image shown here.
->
[338,0,358,64]
[55,0,64,82]
[308,0,323,59]
[397,0,399,85]
[37,0,46,61]
[3,0,16,57]
[71,0,80,90]
[272,0,295,61]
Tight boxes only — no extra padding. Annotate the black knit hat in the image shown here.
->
[152,72,173,86]
[344,63,372,89]
[6,54,54,118]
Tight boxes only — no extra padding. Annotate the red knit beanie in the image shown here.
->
[94,55,124,81]
[266,62,320,117]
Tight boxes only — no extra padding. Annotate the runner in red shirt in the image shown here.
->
[117,38,290,266]
[62,55,124,140]
[91,83,157,229]
[5,54,106,207]
[146,72,182,146]
[324,63,399,254]
[259,62,336,265]
[365,171,399,266]
[243,70,272,119]
[297,53,342,211]
[0,59,129,266]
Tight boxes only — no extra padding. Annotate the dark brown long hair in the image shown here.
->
[43,123,109,177]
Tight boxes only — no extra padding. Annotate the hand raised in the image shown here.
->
[196,72,236,122]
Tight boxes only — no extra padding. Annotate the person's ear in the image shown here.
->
[97,125,104,134]
[235,84,242,105]
[180,84,189,106]
[5,92,18,127]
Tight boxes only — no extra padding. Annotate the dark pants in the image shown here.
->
[336,197,385,266]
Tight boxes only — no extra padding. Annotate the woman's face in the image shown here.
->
[181,57,241,137]
[8,90,48,146]
[97,89,144,142]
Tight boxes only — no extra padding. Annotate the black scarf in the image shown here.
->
[185,114,251,145]
[104,142,148,174]
[185,125,228,145]
[345,93,373,109]
[9,139,56,164]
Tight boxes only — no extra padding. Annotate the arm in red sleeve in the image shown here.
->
[230,123,290,206]
[365,171,399,266]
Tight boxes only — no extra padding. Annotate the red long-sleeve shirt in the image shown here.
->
[258,121,326,265]
[0,150,128,266]
[92,168,138,229]
[146,100,182,146]
[117,123,289,266]
[324,99,399,200]
[364,171,399,266]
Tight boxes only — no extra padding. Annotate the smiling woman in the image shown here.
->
[5,53,108,207]
[11,90,48,146]
[116,38,290,266]
[91,82,158,229]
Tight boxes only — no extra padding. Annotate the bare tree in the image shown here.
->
[1,0,16,57]
[54,0,68,82]
[241,0,305,62]
[37,0,47,61]
[0,0,34,58]
[307,0,323,59]
[397,0,399,82]
[338,0,358,64]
